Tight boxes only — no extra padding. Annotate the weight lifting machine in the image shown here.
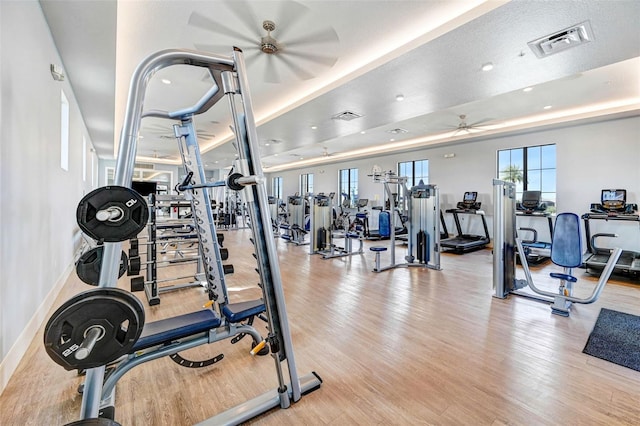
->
[368,172,441,272]
[46,48,321,425]
[492,179,622,317]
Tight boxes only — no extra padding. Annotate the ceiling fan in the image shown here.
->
[448,114,493,135]
[322,146,338,157]
[188,0,340,83]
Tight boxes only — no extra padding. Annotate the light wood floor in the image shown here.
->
[1,229,640,425]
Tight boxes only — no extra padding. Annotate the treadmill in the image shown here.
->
[582,189,640,280]
[515,190,553,264]
[441,192,490,253]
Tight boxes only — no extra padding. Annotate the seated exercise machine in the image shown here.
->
[441,191,490,253]
[45,47,321,425]
[279,195,310,245]
[516,190,554,264]
[492,179,621,317]
[582,189,640,280]
[368,172,441,272]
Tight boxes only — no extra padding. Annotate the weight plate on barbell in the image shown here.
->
[77,186,149,243]
[43,287,144,371]
[76,247,128,286]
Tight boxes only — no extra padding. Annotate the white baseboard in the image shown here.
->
[0,264,73,395]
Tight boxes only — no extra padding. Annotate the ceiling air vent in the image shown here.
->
[332,110,363,121]
[135,163,154,170]
[528,21,594,58]
[386,128,408,134]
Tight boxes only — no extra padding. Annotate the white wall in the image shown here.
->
[268,116,640,249]
[0,1,96,392]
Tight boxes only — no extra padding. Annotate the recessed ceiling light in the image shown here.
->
[161,78,171,85]
[214,160,218,164]
[390,138,395,142]
[396,94,405,101]
[360,131,366,134]
[265,142,270,146]
[523,87,533,92]
[274,154,278,157]
[481,62,494,71]
[311,126,318,130]
[300,157,304,160]
[543,105,553,110]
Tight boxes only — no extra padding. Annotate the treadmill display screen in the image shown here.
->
[463,192,477,202]
[601,189,626,210]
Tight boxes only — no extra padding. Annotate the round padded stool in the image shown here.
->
[370,246,387,271]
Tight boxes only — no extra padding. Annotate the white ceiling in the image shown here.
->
[41,0,640,174]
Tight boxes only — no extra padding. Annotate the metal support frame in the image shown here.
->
[79,47,320,424]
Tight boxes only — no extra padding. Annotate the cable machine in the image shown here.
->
[368,171,440,272]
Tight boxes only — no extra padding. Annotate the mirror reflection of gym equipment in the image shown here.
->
[441,191,490,253]
[582,189,640,280]
[492,179,622,317]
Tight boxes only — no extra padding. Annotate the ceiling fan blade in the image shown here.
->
[243,50,262,68]
[264,54,281,84]
[284,50,338,67]
[277,54,314,80]
[273,0,310,40]
[468,118,494,127]
[225,0,261,38]
[283,27,339,48]
[188,12,256,45]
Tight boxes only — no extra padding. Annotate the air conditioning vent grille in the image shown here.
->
[332,111,363,121]
[528,21,594,58]
[135,163,154,170]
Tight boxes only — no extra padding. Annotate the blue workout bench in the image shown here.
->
[100,299,266,405]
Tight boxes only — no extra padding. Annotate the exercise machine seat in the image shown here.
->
[548,213,582,283]
[550,213,582,268]
[132,309,221,352]
[370,246,387,252]
[222,299,265,323]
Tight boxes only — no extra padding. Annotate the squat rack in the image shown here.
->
[87,47,321,424]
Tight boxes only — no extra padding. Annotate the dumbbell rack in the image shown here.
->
[135,193,206,305]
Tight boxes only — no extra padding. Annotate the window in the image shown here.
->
[498,144,556,211]
[272,176,283,200]
[398,159,429,186]
[300,173,313,195]
[60,90,69,171]
[82,136,87,181]
[339,168,358,207]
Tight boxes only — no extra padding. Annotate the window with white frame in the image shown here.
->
[339,168,358,207]
[60,90,69,171]
[497,144,556,212]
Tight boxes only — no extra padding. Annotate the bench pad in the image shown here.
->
[133,309,221,352]
[222,299,265,323]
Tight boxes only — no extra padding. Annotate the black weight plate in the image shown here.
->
[44,288,144,370]
[76,247,128,285]
[77,186,149,242]
[128,256,141,276]
[65,419,121,426]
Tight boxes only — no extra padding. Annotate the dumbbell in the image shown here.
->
[127,247,229,276]
[129,233,224,257]
[130,264,235,292]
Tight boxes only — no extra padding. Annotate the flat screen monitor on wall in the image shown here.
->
[131,180,157,196]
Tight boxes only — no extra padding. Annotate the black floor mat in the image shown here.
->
[583,308,640,372]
